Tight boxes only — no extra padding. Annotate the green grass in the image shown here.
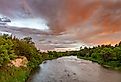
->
[0,66,30,82]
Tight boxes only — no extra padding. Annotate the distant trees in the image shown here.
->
[77,43,121,68]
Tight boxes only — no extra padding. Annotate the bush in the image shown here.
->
[0,35,16,66]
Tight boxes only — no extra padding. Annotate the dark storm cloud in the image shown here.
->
[26,0,121,38]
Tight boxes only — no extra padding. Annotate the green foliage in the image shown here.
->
[0,66,29,82]
[0,35,41,68]
[77,43,121,69]
[100,48,114,62]
[114,47,121,63]
[12,37,43,68]
[0,35,45,82]
[0,35,16,66]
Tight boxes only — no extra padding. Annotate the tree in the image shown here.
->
[114,47,121,63]
[100,48,114,62]
[22,37,34,44]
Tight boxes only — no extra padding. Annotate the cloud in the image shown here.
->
[0,0,121,50]
[7,18,49,31]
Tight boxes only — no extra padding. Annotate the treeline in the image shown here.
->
[1,34,121,69]
[42,44,121,69]
[47,43,121,70]
[72,44,121,69]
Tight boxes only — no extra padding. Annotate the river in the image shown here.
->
[27,56,121,82]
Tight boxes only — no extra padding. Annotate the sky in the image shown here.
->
[0,0,121,51]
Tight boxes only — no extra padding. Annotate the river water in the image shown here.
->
[27,56,121,82]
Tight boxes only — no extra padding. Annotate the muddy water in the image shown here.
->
[27,56,121,82]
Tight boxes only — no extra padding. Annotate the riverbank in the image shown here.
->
[0,54,63,82]
[77,56,121,71]
[0,52,68,82]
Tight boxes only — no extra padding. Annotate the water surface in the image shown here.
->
[28,56,121,82]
